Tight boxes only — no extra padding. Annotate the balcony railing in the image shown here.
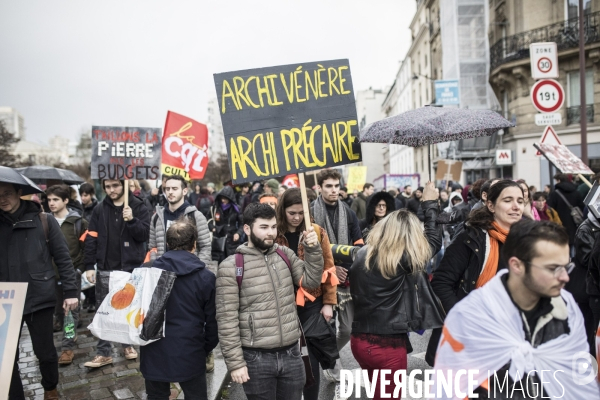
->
[567,104,594,125]
[490,11,600,71]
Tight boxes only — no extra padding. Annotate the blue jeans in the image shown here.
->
[242,343,305,400]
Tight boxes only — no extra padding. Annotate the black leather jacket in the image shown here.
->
[350,200,445,335]
[575,218,600,296]
[432,225,487,312]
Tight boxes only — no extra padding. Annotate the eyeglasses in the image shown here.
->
[376,204,386,209]
[105,184,122,191]
[523,260,575,277]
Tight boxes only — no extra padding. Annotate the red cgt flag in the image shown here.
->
[161,111,209,181]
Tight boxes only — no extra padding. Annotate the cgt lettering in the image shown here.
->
[164,136,207,174]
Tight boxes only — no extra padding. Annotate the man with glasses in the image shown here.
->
[434,220,599,398]
[83,179,150,368]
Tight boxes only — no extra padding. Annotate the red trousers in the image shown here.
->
[350,336,408,400]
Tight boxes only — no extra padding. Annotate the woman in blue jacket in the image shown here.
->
[141,218,218,400]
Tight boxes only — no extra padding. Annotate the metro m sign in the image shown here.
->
[496,149,513,165]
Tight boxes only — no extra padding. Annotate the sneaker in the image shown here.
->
[58,350,74,365]
[323,369,340,383]
[124,346,138,360]
[206,351,215,373]
[84,355,113,368]
[333,384,348,400]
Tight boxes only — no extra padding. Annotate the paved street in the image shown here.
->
[17,262,228,400]
[17,306,228,400]
[222,330,433,400]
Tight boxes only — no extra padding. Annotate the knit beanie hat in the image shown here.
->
[266,179,280,192]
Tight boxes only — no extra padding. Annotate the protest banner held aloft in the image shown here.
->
[92,126,162,180]
[214,59,362,184]
[161,111,209,181]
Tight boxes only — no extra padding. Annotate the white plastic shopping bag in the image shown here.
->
[88,267,176,346]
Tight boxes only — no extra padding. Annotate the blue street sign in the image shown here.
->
[435,80,460,105]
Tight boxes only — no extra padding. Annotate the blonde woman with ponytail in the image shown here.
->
[349,182,445,400]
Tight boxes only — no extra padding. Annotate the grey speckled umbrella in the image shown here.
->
[359,106,514,180]
[16,165,85,185]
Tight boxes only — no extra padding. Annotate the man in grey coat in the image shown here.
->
[148,175,211,264]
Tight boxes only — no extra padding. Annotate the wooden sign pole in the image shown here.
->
[298,173,312,232]
[578,174,593,188]
[124,180,129,205]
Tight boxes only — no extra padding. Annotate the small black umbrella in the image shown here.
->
[0,166,44,195]
[16,165,85,185]
[359,106,514,180]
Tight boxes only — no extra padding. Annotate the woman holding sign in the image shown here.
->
[275,188,338,400]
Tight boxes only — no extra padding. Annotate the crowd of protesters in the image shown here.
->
[2,169,600,399]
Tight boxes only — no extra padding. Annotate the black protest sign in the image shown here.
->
[91,126,162,180]
[214,59,361,184]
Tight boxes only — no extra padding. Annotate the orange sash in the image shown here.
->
[475,221,508,288]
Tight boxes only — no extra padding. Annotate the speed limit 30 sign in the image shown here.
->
[530,42,558,79]
[530,79,565,113]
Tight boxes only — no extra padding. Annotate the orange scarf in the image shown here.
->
[475,221,509,288]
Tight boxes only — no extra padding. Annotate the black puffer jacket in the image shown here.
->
[211,186,244,256]
[575,217,600,296]
[82,198,98,222]
[359,192,396,240]
[84,195,150,272]
[351,201,444,335]
[547,182,584,245]
[0,201,78,314]
[431,225,488,312]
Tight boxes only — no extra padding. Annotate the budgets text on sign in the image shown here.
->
[214,59,361,184]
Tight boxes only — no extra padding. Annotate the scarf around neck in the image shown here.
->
[313,196,349,245]
[476,221,509,288]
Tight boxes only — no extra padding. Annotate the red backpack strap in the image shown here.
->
[235,253,244,289]
[275,248,292,272]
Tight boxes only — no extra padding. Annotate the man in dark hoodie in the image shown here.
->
[79,182,98,223]
[0,182,79,400]
[83,179,150,368]
[406,186,425,221]
[141,218,218,400]
[46,184,88,366]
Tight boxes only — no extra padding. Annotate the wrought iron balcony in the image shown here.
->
[567,104,594,125]
[490,11,600,71]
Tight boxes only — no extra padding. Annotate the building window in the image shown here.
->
[567,70,593,107]
[566,0,591,20]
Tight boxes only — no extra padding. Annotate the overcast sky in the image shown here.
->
[0,0,415,144]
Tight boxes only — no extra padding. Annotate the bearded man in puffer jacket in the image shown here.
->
[216,203,323,400]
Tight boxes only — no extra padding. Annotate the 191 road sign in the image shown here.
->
[530,79,565,113]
